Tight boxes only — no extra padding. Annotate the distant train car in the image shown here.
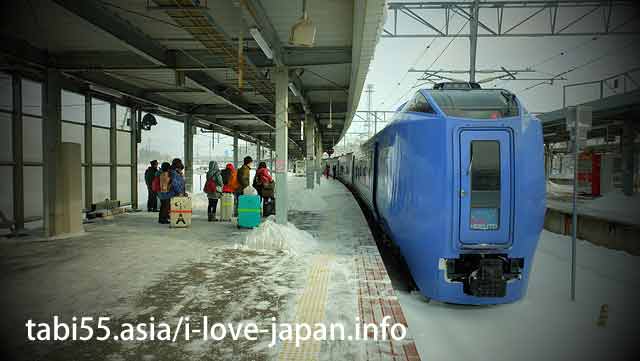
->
[337,84,545,305]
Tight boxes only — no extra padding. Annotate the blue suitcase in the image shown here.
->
[237,195,261,228]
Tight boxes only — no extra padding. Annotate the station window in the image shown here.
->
[469,141,501,231]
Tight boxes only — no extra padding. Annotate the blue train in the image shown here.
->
[331,83,545,304]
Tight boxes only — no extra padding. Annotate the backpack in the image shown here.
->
[151,176,160,193]
[203,177,217,193]
[221,169,231,184]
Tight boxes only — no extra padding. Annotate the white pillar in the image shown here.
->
[256,142,261,165]
[184,115,194,193]
[275,67,289,224]
[304,115,315,189]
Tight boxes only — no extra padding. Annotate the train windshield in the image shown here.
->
[429,90,519,119]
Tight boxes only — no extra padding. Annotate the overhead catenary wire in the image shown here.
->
[492,36,601,89]
[378,22,448,108]
[516,37,638,93]
[388,18,471,109]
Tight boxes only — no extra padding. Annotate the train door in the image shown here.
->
[459,130,513,247]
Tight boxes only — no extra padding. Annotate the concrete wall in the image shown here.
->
[544,208,640,255]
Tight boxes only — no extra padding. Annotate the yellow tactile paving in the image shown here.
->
[278,255,333,361]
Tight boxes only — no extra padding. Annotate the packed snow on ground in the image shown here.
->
[397,230,640,361]
[546,180,572,196]
[242,216,317,253]
[586,190,640,224]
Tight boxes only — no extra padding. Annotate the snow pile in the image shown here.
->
[546,180,572,196]
[288,188,328,211]
[190,191,209,210]
[242,216,316,253]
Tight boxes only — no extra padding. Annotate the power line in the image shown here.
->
[388,18,471,109]
[493,36,600,89]
[378,23,447,108]
[517,37,638,93]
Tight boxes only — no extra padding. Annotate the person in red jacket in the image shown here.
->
[253,162,275,203]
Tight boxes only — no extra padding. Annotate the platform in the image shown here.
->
[0,177,420,361]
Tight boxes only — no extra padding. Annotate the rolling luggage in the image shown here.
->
[263,198,275,217]
[237,195,261,228]
[170,196,192,228]
[220,193,234,221]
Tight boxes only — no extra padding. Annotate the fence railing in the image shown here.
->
[562,67,640,108]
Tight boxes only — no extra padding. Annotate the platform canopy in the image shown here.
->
[0,0,386,156]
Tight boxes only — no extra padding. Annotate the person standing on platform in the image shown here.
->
[144,160,159,212]
[236,156,253,215]
[221,163,240,217]
[253,161,274,202]
[205,160,223,222]
[169,158,186,197]
[157,162,172,224]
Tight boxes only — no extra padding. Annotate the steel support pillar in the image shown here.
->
[43,69,62,237]
[233,131,239,169]
[130,109,139,209]
[184,115,194,193]
[270,149,274,170]
[256,142,261,165]
[469,0,480,82]
[274,66,289,224]
[315,131,322,185]
[622,118,635,196]
[109,102,117,200]
[84,95,93,210]
[304,116,315,189]
[12,74,24,231]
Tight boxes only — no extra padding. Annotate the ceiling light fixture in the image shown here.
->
[288,82,301,97]
[289,0,316,47]
[249,27,273,59]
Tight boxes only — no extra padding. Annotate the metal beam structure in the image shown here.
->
[84,94,93,210]
[11,74,24,231]
[50,0,279,135]
[49,47,352,71]
[383,1,640,38]
[43,69,62,237]
[469,0,480,82]
[184,115,194,194]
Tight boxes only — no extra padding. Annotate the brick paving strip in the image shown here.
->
[355,245,421,361]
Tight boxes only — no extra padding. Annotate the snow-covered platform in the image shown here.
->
[0,177,420,361]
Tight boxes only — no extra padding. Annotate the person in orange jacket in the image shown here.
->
[221,163,239,193]
[221,163,242,217]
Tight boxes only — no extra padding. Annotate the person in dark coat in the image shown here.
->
[235,156,253,216]
[157,162,172,224]
[144,160,159,212]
